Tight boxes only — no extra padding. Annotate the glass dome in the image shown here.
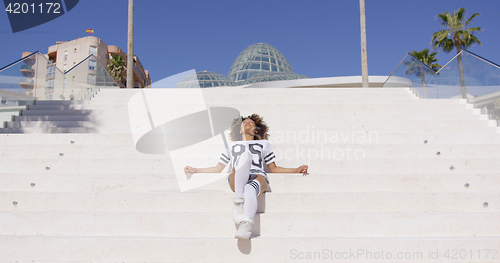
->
[242,71,309,85]
[174,71,236,88]
[228,43,300,85]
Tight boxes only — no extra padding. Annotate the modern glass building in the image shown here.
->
[228,43,308,85]
[242,71,308,85]
[175,43,309,88]
[174,71,236,88]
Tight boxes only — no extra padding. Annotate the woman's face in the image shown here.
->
[240,118,256,135]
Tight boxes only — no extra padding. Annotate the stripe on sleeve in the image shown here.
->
[219,154,229,164]
[264,153,276,163]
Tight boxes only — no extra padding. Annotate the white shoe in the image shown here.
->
[235,216,253,240]
[233,198,245,224]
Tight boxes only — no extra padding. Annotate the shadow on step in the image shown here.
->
[237,239,252,254]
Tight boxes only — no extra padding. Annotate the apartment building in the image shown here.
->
[46,36,151,88]
[19,36,151,100]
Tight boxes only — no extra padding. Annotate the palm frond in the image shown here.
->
[467,26,482,33]
[437,12,450,26]
[456,7,466,22]
[465,12,480,26]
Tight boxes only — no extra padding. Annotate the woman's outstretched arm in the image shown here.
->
[184,162,226,174]
[267,162,308,174]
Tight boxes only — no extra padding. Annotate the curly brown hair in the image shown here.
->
[229,113,270,141]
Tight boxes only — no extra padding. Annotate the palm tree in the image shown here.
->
[404,49,441,98]
[431,7,482,99]
[359,0,369,87]
[107,54,127,88]
[127,0,134,89]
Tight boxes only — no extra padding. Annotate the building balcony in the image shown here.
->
[20,78,34,89]
[21,52,36,66]
[20,65,35,77]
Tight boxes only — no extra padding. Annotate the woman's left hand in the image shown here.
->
[297,165,308,174]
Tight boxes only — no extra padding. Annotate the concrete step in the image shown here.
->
[1,157,499,174]
[0,133,135,145]
[14,116,494,129]
[13,115,96,121]
[138,89,447,98]
[0,157,171,174]
[27,104,92,110]
[0,132,498,146]
[33,100,92,106]
[1,212,498,238]
[20,109,93,116]
[1,172,498,193]
[12,112,489,122]
[268,126,498,134]
[95,91,463,104]
[5,121,97,128]
[1,235,497,263]
[28,104,128,111]
[2,143,499,159]
[0,127,95,134]
[15,114,490,132]
[222,106,478,116]
[17,104,477,116]
[94,87,415,97]
[4,124,496,135]
[1,191,497,213]
[268,119,497,129]
[132,98,472,107]
[372,132,500,144]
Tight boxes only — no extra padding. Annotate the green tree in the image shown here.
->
[404,49,441,98]
[431,7,482,99]
[107,54,127,88]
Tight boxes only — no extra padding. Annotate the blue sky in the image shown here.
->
[1,0,499,82]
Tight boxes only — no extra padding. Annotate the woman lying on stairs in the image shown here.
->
[184,114,308,240]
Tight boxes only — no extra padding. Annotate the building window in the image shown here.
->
[63,64,67,72]
[89,46,97,56]
[46,65,56,78]
[64,50,68,61]
[74,48,77,53]
[87,74,96,85]
[45,79,54,91]
[89,60,96,71]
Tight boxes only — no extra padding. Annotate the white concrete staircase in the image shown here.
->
[1,94,101,134]
[0,87,499,262]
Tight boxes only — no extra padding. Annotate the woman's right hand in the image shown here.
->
[184,165,196,174]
